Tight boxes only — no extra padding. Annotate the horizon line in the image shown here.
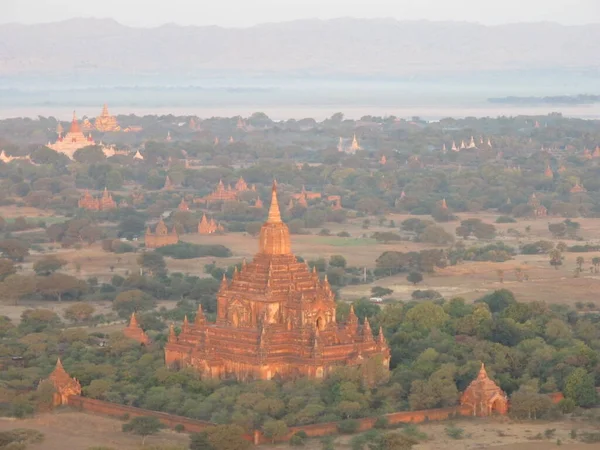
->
[1,16,599,30]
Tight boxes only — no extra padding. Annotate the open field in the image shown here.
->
[2,411,599,450]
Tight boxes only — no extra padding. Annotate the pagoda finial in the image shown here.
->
[168,323,177,343]
[267,180,282,223]
[55,357,64,371]
[195,304,206,325]
[220,273,228,290]
[478,362,488,379]
[378,326,386,345]
[182,315,189,332]
[364,318,374,341]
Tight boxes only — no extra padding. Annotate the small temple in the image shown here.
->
[47,112,95,159]
[0,151,32,164]
[544,165,553,178]
[78,188,117,211]
[254,197,264,209]
[198,214,224,235]
[165,182,390,381]
[42,358,81,406]
[570,182,587,194]
[327,195,342,210]
[163,176,174,191]
[528,193,547,218]
[145,219,179,248]
[94,104,120,132]
[460,363,508,416]
[123,312,150,345]
[133,150,144,160]
[178,198,190,211]
[197,178,250,204]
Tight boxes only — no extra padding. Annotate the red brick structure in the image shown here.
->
[528,193,547,218]
[198,214,223,235]
[43,358,82,406]
[165,182,390,381]
[123,312,150,345]
[460,363,508,416]
[78,188,117,211]
[197,178,251,205]
[145,218,178,248]
[177,198,190,211]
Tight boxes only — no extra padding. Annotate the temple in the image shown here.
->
[544,165,553,178]
[48,112,95,159]
[570,182,587,194]
[42,358,82,406]
[460,363,508,416]
[123,312,150,345]
[198,214,223,235]
[528,193,547,218]
[178,198,190,211]
[94,104,120,132]
[145,219,179,248]
[197,179,249,204]
[78,188,117,211]
[165,182,390,381]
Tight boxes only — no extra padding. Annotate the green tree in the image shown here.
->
[63,303,95,322]
[329,255,347,268]
[262,420,289,444]
[0,258,16,281]
[564,368,598,407]
[33,256,67,275]
[113,289,156,318]
[406,272,423,285]
[1,274,36,305]
[138,252,167,277]
[36,273,87,302]
[371,286,394,297]
[405,302,449,329]
[0,239,29,261]
[191,425,250,450]
[122,416,164,445]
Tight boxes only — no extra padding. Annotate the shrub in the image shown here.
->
[373,416,389,429]
[290,431,307,446]
[558,398,576,414]
[337,419,360,434]
[174,424,185,433]
[496,215,516,223]
[156,243,232,259]
[445,425,464,439]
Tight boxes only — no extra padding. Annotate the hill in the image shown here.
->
[0,18,598,77]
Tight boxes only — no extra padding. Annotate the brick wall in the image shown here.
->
[67,396,214,434]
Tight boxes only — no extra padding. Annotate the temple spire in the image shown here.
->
[168,323,177,343]
[129,312,139,328]
[478,362,488,379]
[267,180,282,223]
[195,304,206,325]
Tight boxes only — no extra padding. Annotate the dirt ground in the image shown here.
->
[0,411,188,450]
[4,412,597,450]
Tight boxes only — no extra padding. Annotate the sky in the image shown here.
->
[3,0,600,27]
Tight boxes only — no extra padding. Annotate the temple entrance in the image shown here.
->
[316,317,324,330]
[490,397,507,415]
[232,311,239,327]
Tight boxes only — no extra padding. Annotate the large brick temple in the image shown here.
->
[165,182,390,381]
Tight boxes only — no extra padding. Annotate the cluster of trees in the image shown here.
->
[5,281,599,438]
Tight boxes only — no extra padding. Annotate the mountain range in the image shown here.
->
[0,18,598,78]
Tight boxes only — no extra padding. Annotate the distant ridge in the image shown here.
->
[0,18,598,76]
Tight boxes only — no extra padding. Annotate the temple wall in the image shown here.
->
[67,396,214,434]
[64,391,571,446]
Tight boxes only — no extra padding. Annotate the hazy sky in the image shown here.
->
[4,0,600,27]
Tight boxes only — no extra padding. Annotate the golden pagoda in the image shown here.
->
[165,182,389,381]
[48,112,95,159]
[94,104,120,132]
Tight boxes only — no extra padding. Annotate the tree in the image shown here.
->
[373,232,402,244]
[329,255,347,268]
[138,252,167,277]
[0,258,16,281]
[20,309,62,332]
[33,256,67,275]
[262,420,289,444]
[37,273,87,301]
[407,272,423,285]
[564,368,598,407]
[549,249,562,269]
[405,302,449,329]
[371,286,394,297]
[63,303,95,322]
[122,416,163,445]
[0,239,29,261]
[1,274,36,305]
[118,215,147,239]
[113,289,156,318]
[191,425,250,450]
[576,256,585,272]
[373,432,418,450]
